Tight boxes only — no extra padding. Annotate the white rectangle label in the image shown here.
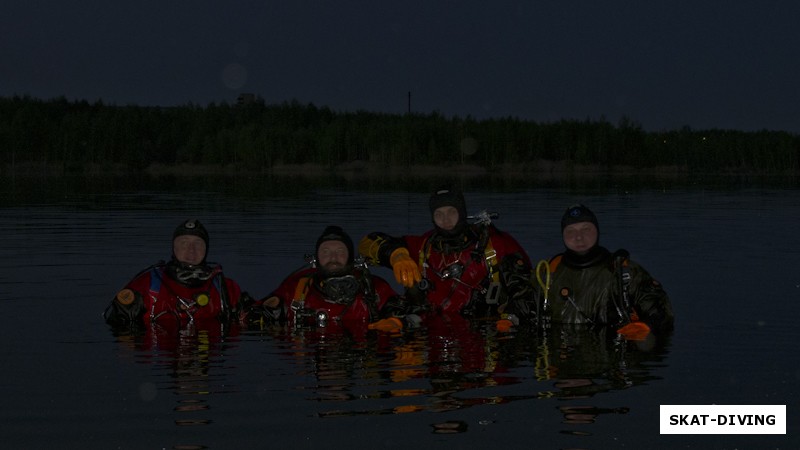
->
[660,405,786,434]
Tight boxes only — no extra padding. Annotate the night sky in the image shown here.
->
[3,1,799,132]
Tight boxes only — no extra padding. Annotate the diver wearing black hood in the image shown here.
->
[166,219,215,287]
[315,225,355,276]
[172,219,210,263]
[252,225,403,331]
[429,188,468,234]
[425,187,479,254]
[359,187,532,317]
[104,218,254,332]
[559,204,611,269]
[520,204,674,335]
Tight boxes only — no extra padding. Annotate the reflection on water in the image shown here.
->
[112,325,240,436]
[111,315,670,445]
[291,321,668,423]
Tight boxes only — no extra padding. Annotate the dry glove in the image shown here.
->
[617,321,650,341]
[390,248,421,288]
[368,317,404,332]
[495,313,519,333]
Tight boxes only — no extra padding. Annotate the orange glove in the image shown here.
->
[495,313,519,333]
[390,248,421,288]
[617,321,651,341]
[368,317,404,332]
[496,319,514,333]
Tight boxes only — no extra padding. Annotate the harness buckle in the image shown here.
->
[485,281,502,304]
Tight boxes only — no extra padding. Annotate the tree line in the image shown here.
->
[1,95,798,174]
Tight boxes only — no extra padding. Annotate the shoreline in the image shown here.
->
[3,160,789,179]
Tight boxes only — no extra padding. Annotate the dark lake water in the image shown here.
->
[0,175,797,449]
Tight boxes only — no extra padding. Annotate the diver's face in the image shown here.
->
[318,240,349,272]
[173,235,206,265]
[562,222,598,255]
[433,206,460,231]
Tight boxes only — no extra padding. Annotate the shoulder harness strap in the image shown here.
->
[483,238,499,282]
[292,276,311,304]
[212,270,230,314]
[613,249,634,322]
[149,267,163,297]
[419,236,431,275]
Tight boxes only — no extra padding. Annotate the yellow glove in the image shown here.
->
[368,317,404,332]
[390,248,421,288]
